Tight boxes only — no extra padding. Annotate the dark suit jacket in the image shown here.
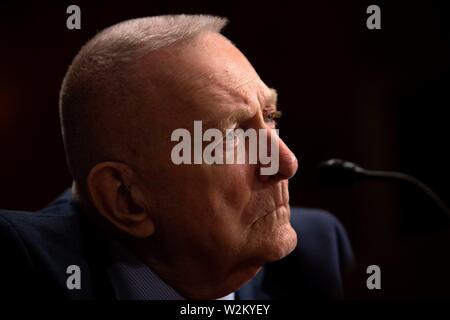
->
[0,189,354,300]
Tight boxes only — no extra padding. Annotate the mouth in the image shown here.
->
[249,204,290,230]
[248,201,291,230]
[256,202,290,225]
[251,182,291,223]
[264,202,288,216]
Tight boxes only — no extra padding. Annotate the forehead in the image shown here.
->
[195,78,277,126]
[158,33,276,125]
[136,32,276,130]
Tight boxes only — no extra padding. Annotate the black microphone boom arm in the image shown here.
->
[317,159,450,218]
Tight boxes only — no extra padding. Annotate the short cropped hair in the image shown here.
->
[59,15,228,199]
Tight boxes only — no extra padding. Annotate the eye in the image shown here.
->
[224,126,240,146]
[264,110,282,127]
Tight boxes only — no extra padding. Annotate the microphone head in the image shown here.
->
[316,159,366,185]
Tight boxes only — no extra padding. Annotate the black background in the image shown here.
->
[1,0,449,298]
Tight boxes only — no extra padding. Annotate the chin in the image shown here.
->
[263,223,298,262]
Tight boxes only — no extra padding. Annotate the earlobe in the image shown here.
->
[87,162,155,238]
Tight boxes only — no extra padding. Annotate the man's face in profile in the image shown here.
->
[132,31,298,290]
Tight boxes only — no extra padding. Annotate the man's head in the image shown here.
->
[59,15,298,299]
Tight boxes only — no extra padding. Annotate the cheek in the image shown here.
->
[147,162,256,246]
[200,166,255,246]
[210,166,254,216]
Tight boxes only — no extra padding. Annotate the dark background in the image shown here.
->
[1,0,449,298]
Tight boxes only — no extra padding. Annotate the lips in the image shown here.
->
[250,182,290,223]
[263,183,290,217]
[263,202,288,218]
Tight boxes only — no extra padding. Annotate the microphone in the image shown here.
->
[317,159,450,218]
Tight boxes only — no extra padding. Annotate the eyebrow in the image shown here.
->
[267,88,278,107]
[233,87,279,122]
[214,87,280,129]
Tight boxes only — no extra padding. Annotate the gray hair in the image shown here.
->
[59,15,228,199]
[61,15,227,80]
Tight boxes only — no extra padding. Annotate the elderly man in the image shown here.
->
[0,15,353,300]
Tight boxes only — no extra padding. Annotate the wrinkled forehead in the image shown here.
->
[136,32,270,126]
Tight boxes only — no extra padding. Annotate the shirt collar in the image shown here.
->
[106,238,185,300]
[105,238,235,300]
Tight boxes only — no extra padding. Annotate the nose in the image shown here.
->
[258,130,298,182]
[277,137,298,180]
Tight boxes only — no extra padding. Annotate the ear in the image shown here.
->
[87,162,155,238]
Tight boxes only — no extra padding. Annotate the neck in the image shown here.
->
[128,238,262,299]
